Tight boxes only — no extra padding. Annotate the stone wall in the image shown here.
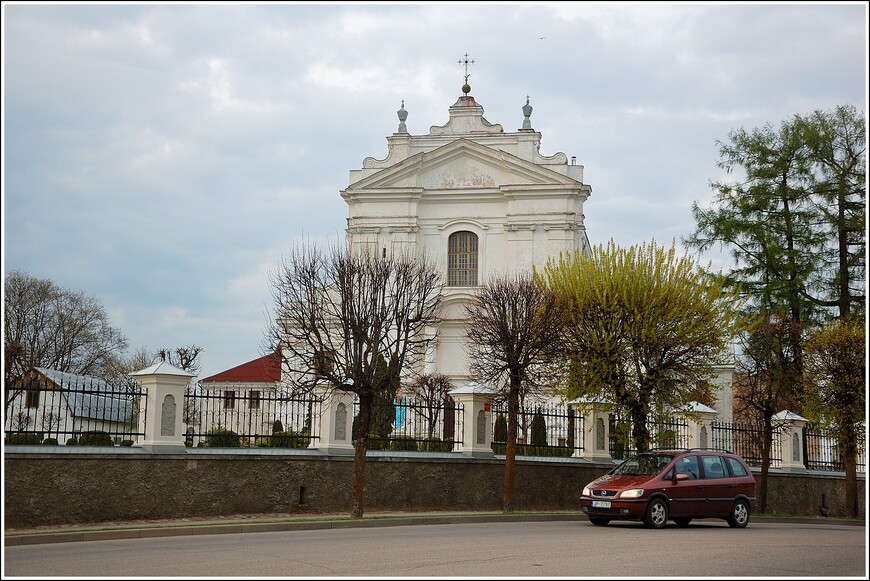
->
[3,448,864,529]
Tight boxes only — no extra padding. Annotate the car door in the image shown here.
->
[667,454,707,517]
[699,454,732,517]
[724,455,756,502]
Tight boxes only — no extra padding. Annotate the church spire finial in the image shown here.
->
[458,53,474,95]
[397,100,408,133]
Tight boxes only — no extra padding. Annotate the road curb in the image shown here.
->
[4,513,862,546]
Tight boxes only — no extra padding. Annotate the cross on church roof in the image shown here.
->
[458,53,474,95]
[458,53,474,84]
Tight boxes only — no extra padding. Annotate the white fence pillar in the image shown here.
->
[449,382,496,458]
[682,402,719,449]
[574,400,613,462]
[774,410,808,472]
[130,361,195,452]
[313,387,355,455]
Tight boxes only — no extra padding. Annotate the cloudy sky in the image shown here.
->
[2,2,867,380]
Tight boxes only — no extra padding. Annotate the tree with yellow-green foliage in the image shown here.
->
[538,240,744,453]
[804,316,865,518]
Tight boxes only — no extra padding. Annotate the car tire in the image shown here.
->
[643,498,668,529]
[673,517,692,527]
[589,517,610,526]
[727,499,750,528]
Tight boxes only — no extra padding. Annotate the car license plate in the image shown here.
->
[591,500,611,508]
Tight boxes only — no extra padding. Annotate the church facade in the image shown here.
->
[341,86,592,387]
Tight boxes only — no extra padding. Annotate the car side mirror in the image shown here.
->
[674,472,689,482]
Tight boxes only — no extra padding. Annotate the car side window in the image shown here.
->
[675,455,699,479]
[725,456,748,477]
[701,455,726,479]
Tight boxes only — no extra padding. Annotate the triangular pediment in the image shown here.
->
[345,139,579,192]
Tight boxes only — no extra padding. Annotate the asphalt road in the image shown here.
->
[4,519,866,577]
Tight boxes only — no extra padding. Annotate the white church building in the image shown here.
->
[341,81,592,389]
[197,72,735,439]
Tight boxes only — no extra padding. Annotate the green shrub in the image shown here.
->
[203,427,241,448]
[6,433,42,445]
[79,431,114,446]
[420,437,454,452]
[530,409,547,447]
[493,414,507,443]
[120,440,134,447]
[268,431,294,448]
[264,429,311,448]
[42,437,59,446]
[66,437,79,446]
[390,435,419,451]
[272,420,284,434]
[567,411,576,449]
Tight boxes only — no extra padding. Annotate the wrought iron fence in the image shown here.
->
[490,402,584,457]
[710,421,782,468]
[4,374,145,446]
[608,415,690,459]
[352,396,463,452]
[183,388,322,449]
[804,424,866,473]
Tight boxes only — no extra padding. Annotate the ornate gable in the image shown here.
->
[342,139,581,200]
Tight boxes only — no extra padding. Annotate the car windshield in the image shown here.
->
[611,454,674,476]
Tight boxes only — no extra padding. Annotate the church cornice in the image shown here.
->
[340,187,424,202]
[501,184,591,199]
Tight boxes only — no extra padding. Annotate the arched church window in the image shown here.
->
[448,231,478,286]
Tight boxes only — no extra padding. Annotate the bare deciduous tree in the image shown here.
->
[4,270,128,420]
[464,273,565,513]
[405,373,454,449]
[267,242,443,518]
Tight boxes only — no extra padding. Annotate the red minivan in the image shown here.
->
[579,448,757,529]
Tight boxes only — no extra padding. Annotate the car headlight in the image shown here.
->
[619,488,644,499]
[582,486,591,497]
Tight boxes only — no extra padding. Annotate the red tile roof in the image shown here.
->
[201,350,281,383]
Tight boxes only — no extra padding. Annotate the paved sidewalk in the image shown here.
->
[4,511,863,546]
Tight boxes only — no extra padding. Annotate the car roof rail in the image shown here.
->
[635,447,736,455]
[685,447,734,454]
[644,447,690,453]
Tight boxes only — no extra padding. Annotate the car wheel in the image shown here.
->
[643,498,668,529]
[589,517,610,526]
[673,517,692,527]
[727,499,750,528]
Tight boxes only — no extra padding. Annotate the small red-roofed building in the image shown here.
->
[193,350,311,445]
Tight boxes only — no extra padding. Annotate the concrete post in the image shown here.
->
[313,386,355,455]
[573,399,613,462]
[449,382,496,457]
[682,402,719,449]
[130,361,195,452]
[774,410,808,472]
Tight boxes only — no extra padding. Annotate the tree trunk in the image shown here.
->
[842,420,858,518]
[351,393,372,518]
[629,400,650,453]
[503,382,520,513]
[758,418,773,513]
